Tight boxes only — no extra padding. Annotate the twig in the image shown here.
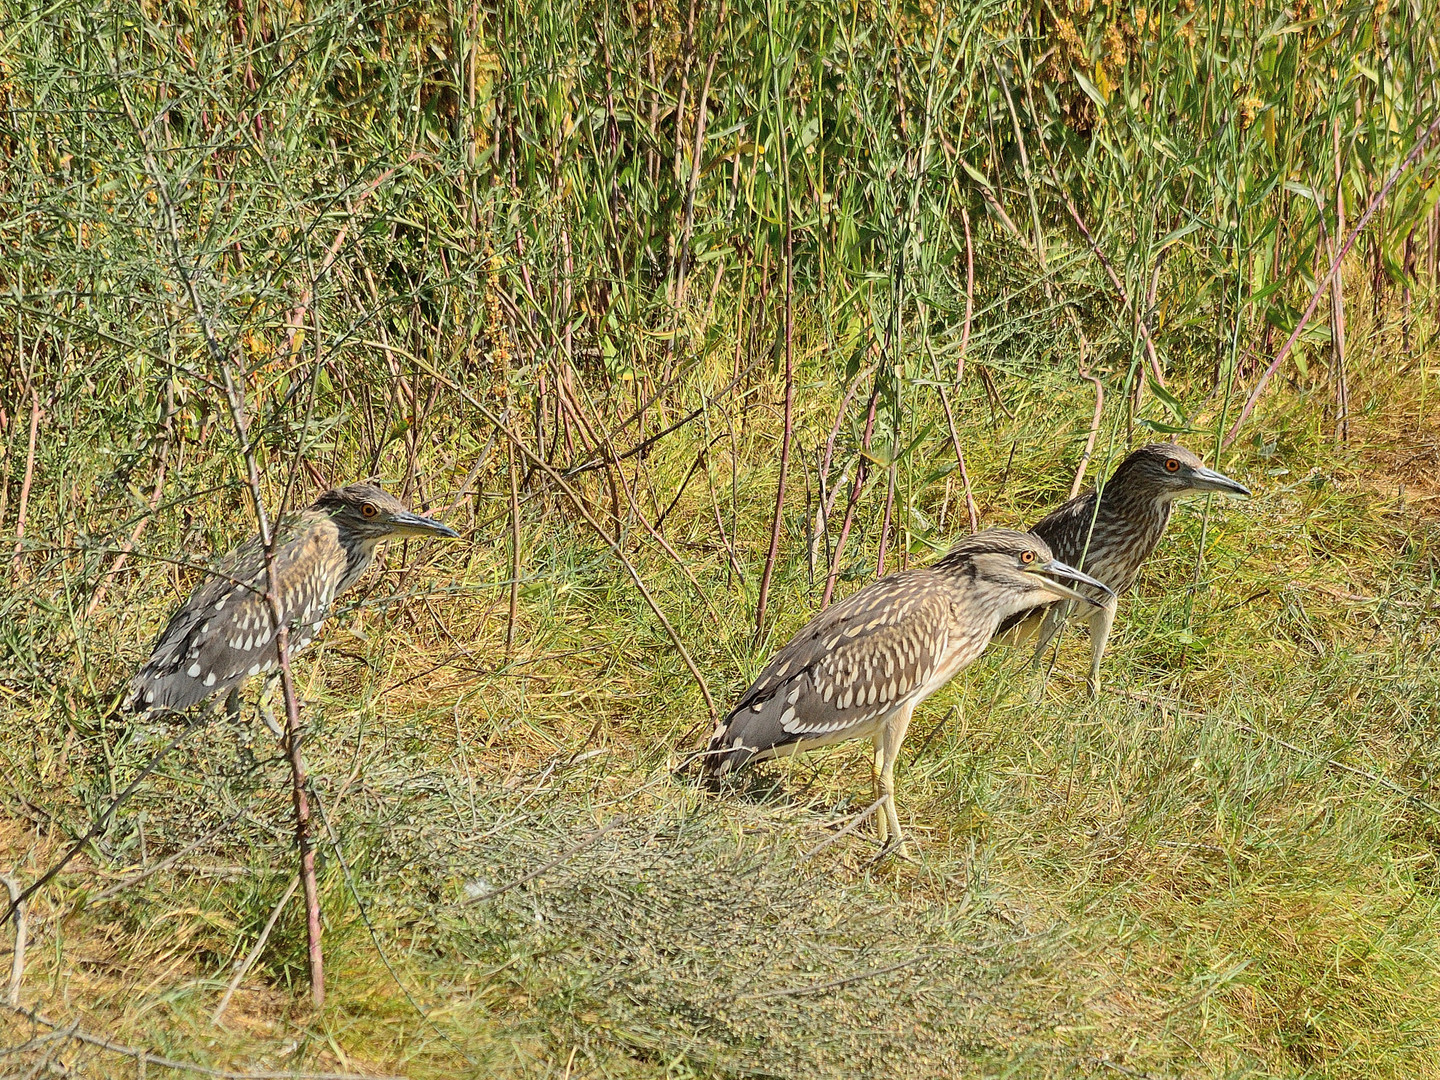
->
[1225,110,1440,447]
[935,383,979,534]
[746,953,924,1001]
[278,159,405,359]
[1116,691,1440,815]
[4,1004,401,1080]
[10,387,40,575]
[2,714,211,925]
[1021,67,1166,395]
[1071,322,1105,499]
[1055,192,1165,390]
[1330,117,1350,444]
[311,790,479,1066]
[91,810,246,902]
[467,817,624,904]
[653,439,714,533]
[957,206,974,383]
[755,166,796,647]
[821,379,881,609]
[673,0,727,305]
[875,459,897,577]
[506,431,521,657]
[0,875,26,1006]
[559,356,765,480]
[86,455,167,618]
[811,365,873,576]
[116,75,335,1007]
[800,796,887,861]
[1099,1060,1155,1079]
[211,874,299,1027]
[1224,717,1440,816]
[606,448,722,620]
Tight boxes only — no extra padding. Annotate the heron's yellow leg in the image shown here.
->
[1085,594,1119,697]
[877,703,916,856]
[872,738,888,846]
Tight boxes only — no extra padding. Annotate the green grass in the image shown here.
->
[3,0,1440,1075]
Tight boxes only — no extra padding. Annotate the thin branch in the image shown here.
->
[746,952,924,1001]
[86,453,167,618]
[211,875,299,1027]
[821,379,881,610]
[0,876,25,1006]
[755,173,796,645]
[800,796,888,861]
[4,1004,401,1080]
[10,387,40,575]
[1225,110,1440,447]
[2,714,211,925]
[91,809,247,903]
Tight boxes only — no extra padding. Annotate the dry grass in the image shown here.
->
[2,350,1438,1078]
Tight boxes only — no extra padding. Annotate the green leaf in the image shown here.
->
[1073,68,1108,110]
[1148,378,1188,424]
[959,159,995,191]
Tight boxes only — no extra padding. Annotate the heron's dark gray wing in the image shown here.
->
[128,519,345,713]
[706,571,952,774]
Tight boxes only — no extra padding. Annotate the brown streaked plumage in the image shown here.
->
[997,443,1250,691]
[705,529,1113,851]
[128,483,459,717]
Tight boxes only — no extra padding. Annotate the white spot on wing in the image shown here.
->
[186,662,201,678]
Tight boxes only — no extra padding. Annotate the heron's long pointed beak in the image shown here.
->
[1032,558,1114,607]
[1188,464,1251,497]
[391,511,461,538]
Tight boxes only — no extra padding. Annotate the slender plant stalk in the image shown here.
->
[754,17,796,647]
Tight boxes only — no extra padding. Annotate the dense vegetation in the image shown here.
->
[2,0,1439,1075]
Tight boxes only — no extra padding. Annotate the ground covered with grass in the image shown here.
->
[2,383,1437,1079]
[4,0,1440,1075]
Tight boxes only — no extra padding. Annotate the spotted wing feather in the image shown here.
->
[707,571,951,774]
[128,518,346,713]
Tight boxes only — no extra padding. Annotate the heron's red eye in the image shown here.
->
[1020,549,1035,565]
[361,503,378,519]
[1165,458,1180,472]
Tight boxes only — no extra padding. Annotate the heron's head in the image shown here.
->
[312,483,460,541]
[938,528,1114,617]
[1111,443,1250,501]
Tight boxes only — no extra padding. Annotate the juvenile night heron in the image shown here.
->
[705,529,1112,850]
[128,483,458,722]
[997,443,1250,692]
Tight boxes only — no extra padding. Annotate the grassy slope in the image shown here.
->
[2,315,1439,1080]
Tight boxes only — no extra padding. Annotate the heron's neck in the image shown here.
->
[336,535,383,597]
[1095,482,1171,543]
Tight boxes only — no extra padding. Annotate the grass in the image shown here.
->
[4,0,1440,1075]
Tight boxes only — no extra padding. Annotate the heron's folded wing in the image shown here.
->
[708,573,951,770]
[129,527,342,712]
